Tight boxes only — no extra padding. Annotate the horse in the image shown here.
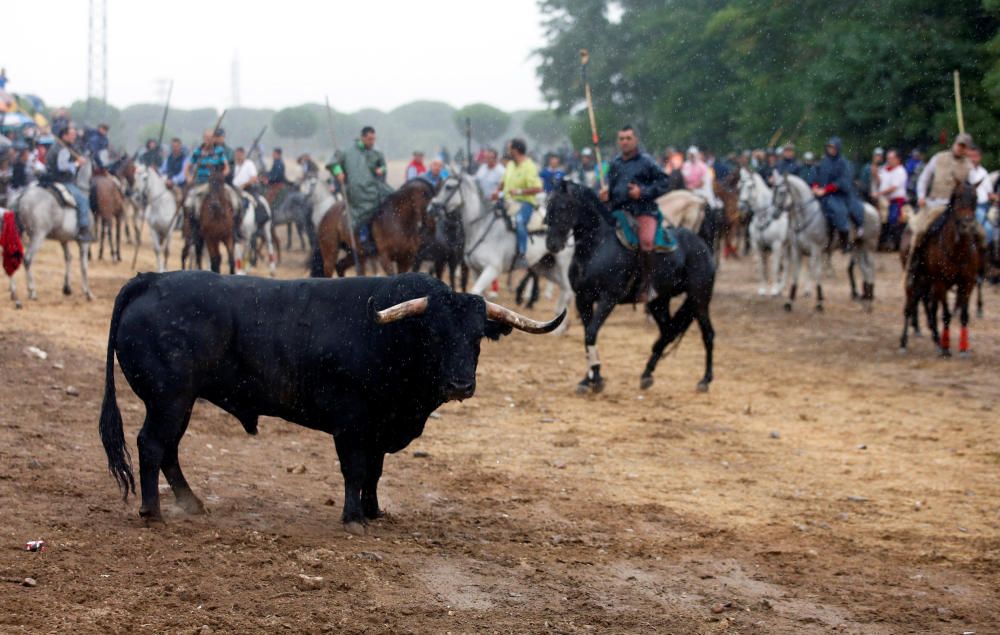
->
[234,191,277,276]
[545,179,716,392]
[10,159,95,303]
[419,177,469,291]
[742,169,788,296]
[266,182,311,251]
[132,164,178,273]
[658,187,724,263]
[715,171,743,259]
[93,171,127,262]
[846,199,881,312]
[198,168,236,274]
[428,174,573,335]
[899,180,982,356]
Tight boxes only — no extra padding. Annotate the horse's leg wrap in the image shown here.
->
[586,345,600,379]
[941,327,950,351]
[959,327,969,353]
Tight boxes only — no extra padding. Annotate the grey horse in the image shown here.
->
[11,159,95,304]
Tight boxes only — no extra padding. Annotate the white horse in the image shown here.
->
[300,174,339,232]
[430,173,573,335]
[741,168,788,296]
[132,164,178,273]
[234,192,277,276]
[11,160,95,303]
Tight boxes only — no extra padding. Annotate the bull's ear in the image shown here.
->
[483,321,513,341]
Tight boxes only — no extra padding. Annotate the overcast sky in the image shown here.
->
[5,0,549,113]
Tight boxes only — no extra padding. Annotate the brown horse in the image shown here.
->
[93,174,127,262]
[715,171,742,259]
[198,169,236,274]
[899,180,982,356]
[312,179,435,278]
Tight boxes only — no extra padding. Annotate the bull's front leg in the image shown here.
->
[334,432,367,535]
[361,450,386,521]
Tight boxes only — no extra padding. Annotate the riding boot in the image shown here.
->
[636,251,653,303]
[77,225,95,243]
[838,229,851,253]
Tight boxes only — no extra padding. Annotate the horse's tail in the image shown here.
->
[100,274,151,500]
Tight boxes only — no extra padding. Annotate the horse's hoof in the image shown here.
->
[897,346,908,355]
[575,381,590,395]
[176,494,207,515]
[939,349,952,358]
[756,287,766,296]
[959,350,972,359]
[783,302,792,312]
[639,375,654,390]
[14,301,22,310]
[591,378,606,394]
[138,508,165,526]
[62,286,71,296]
[86,293,95,302]
[696,381,710,393]
[815,304,824,313]
[343,521,366,536]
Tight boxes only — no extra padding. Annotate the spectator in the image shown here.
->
[799,151,817,184]
[475,148,505,197]
[775,143,801,177]
[405,150,426,181]
[876,149,908,249]
[968,145,993,250]
[423,158,449,187]
[539,153,566,193]
[858,147,884,203]
[571,147,601,191]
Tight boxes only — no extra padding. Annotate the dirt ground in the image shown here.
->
[1,239,998,634]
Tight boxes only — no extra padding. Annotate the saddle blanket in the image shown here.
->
[612,210,677,252]
[504,199,548,233]
[45,183,77,210]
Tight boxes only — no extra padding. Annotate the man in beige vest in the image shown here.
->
[906,133,976,282]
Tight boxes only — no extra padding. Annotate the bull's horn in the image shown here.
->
[374,296,429,324]
[486,302,566,334]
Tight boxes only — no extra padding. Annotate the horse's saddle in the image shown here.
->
[109,174,127,196]
[44,183,77,210]
[612,210,677,253]
[240,191,271,225]
[503,198,548,234]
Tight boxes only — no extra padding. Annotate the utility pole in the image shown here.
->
[87,0,108,122]
[231,52,241,108]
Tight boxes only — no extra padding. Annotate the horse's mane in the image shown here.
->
[558,180,613,226]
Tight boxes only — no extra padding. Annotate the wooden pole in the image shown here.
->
[953,70,965,135]
[579,49,606,189]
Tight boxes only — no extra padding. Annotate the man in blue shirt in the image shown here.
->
[540,153,566,193]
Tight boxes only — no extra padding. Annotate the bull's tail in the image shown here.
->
[309,242,325,278]
[99,274,151,500]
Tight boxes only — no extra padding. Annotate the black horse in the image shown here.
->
[419,182,468,291]
[545,180,717,393]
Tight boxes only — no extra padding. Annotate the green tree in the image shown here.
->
[454,103,511,145]
[523,110,569,148]
[273,105,319,139]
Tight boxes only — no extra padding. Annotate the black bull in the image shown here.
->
[99,271,564,533]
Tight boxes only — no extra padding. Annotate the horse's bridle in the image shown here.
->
[772,178,821,233]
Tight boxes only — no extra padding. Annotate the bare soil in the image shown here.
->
[1,242,998,634]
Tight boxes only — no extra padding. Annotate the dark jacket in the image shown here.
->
[607,152,669,217]
[165,151,186,180]
[813,139,855,199]
[775,157,801,177]
[269,157,287,184]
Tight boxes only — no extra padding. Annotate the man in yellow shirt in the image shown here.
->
[498,138,543,266]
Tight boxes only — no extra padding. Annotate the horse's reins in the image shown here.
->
[774,180,821,235]
[434,177,500,258]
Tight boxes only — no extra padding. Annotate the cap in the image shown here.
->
[873,146,884,155]
[687,145,699,155]
[581,147,593,156]
[803,151,815,161]
[955,132,973,146]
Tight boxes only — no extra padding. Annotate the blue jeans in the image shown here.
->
[976,202,994,245]
[515,201,533,255]
[819,194,861,232]
[66,183,91,229]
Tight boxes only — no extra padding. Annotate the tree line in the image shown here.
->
[535,0,1000,162]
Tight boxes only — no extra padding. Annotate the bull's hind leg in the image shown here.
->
[159,403,205,514]
[137,402,195,522]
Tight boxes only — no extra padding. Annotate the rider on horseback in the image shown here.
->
[45,125,94,243]
[600,125,670,302]
[811,136,865,252]
[907,133,981,285]
[331,126,393,256]
[185,129,241,237]
[499,138,543,268]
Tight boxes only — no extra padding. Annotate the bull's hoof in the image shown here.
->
[639,375,654,390]
[343,521,366,536]
[783,302,792,312]
[176,493,206,515]
[696,380,710,393]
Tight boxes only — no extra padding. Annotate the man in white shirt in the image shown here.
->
[474,148,505,199]
[876,149,909,248]
[232,147,261,240]
[967,145,993,249]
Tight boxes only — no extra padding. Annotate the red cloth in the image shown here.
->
[2,210,24,276]
[406,160,426,177]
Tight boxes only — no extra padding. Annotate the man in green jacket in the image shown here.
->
[331,126,394,254]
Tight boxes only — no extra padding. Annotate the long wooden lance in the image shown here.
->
[579,49,605,189]
[155,80,173,151]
